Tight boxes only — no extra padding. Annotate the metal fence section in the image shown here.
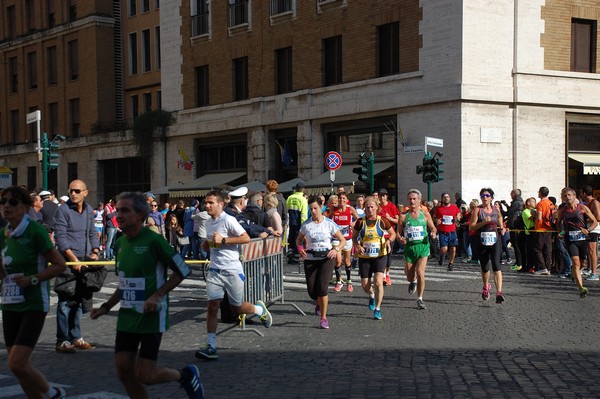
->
[221,235,305,336]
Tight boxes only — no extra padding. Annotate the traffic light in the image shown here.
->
[41,133,64,190]
[434,156,444,182]
[421,153,437,183]
[353,153,369,183]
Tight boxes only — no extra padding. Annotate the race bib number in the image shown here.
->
[406,226,425,242]
[568,230,586,241]
[363,242,380,257]
[1,274,25,304]
[442,215,453,225]
[119,277,146,313]
[480,231,497,246]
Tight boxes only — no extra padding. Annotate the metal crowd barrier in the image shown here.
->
[219,235,305,336]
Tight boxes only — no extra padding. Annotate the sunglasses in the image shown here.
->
[481,193,492,198]
[69,189,84,194]
[151,204,158,207]
[0,197,21,206]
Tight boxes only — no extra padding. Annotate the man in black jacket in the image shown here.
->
[502,188,524,270]
[224,187,278,239]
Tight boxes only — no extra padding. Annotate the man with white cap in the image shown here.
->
[224,187,273,238]
[40,190,59,232]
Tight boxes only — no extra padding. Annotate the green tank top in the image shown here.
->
[403,210,428,245]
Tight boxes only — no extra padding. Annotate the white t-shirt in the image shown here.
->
[300,218,340,259]
[206,212,246,272]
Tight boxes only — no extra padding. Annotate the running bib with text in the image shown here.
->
[480,231,497,246]
[363,242,380,257]
[1,274,25,304]
[568,230,586,241]
[406,226,425,242]
[119,277,146,313]
[442,215,453,225]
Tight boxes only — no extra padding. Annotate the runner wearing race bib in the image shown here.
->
[556,188,598,298]
[353,196,395,320]
[0,186,68,399]
[433,193,462,271]
[331,193,360,293]
[397,189,437,310]
[469,188,505,304]
[90,191,203,399]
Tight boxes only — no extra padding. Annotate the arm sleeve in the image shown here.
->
[53,206,69,252]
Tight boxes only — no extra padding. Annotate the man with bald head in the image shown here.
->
[53,179,101,353]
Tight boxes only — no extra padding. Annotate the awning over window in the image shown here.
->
[569,153,600,175]
[303,162,395,195]
[278,178,305,193]
[232,180,267,193]
[169,171,246,197]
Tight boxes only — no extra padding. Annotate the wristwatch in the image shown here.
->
[221,237,227,244]
[30,276,39,286]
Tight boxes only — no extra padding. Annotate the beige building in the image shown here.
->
[1,1,600,203]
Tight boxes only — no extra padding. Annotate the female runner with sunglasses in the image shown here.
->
[0,186,68,398]
[469,188,506,303]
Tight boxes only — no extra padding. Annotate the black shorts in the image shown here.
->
[566,240,588,259]
[589,233,599,244]
[115,331,163,361]
[358,256,387,279]
[2,310,46,348]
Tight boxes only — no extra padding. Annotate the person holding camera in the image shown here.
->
[53,179,101,353]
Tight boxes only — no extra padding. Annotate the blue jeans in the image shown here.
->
[462,229,472,258]
[555,237,572,274]
[56,297,82,344]
[105,227,118,259]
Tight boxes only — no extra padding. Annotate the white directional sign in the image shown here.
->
[425,136,444,148]
[26,110,41,124]
[404,145,424,154]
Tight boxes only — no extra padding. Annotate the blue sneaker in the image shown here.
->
[368,297,375,310]
[586,274,599,281]
[195,345,218,360]
[373,309,382,320]
[180,365,205,399]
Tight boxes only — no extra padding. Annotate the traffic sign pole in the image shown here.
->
[325,151,343,193]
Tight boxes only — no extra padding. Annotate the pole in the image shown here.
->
[427,181,432,202]
[41,133,48,190]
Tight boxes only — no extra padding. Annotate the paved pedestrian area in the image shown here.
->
[1,255,599,398]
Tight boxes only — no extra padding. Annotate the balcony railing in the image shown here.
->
[229,1,249,27]
[191,12,209,36]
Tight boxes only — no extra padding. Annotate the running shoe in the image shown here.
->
[582,268,592,276]
[73,338,96,350]
[580,287,589,298]
[368,297,376,311]
[558,272,570,279]
[482,283,491,301]
[319,318,330,329]
[55,341,76,354]
[501,259,506,265]
[408,281,417,295]
[528,268,535,274]
[346,282,354,292]
[195,345,218,360]
[586,274,599,281]
[447,263,454,272]
[256,300,273,328]
[334,281,343,292]
[373,309,382,320]
[385,274,392,286]
[315,303,321,316]
[506,259,513,264]
[416,298,427,310]
[180,365,205,399]
[438,256,444,266]
[537,268,551,276]
[496,291,505,304]
[50,387,66,399]
[509,265,522,271]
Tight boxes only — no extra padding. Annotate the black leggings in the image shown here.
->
[304,258,336,300]
[473,238,502,273]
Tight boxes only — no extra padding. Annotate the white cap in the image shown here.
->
[60,195,69,202]
[229,186,248,198]
[39,190,51,197]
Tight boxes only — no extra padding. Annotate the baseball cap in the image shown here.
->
[378,188,388,195]
[145,192,156,199]
[294,182,305,190]
[59,195,69,202]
